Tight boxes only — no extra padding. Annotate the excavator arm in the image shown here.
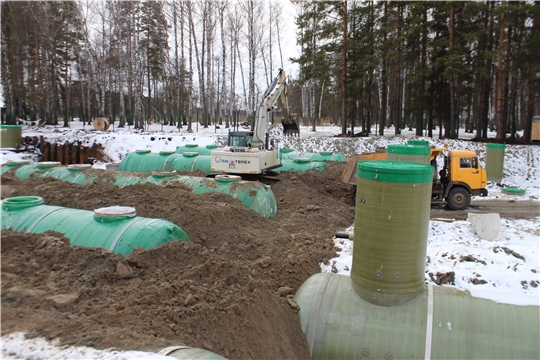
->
[252,70,299,149]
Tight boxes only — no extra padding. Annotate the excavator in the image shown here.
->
[210,69,299,174]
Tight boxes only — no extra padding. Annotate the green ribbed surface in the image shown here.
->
[176,144,219,155]
[0,125,22,148]
[486,144,505,182]
[294,273,539,360]
[274,159,325,173]
[353,161,432,306]
[1,197,189,257]
[1,165,277,218]
[357,160,433,183]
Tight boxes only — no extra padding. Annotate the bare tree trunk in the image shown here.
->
[495,1,506,141]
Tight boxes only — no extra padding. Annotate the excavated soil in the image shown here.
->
[1,163,355,359]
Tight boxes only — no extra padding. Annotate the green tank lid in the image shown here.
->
[388,144,431,156]
[358,160,433,183]
[182,152,199,157]
[159,150,175,155]
[206,144,218,149]
[280,148,294,153]
[407,139,430,146]
[67,164,92,172]
[487,143,506,149]
[186,144,199,148]
[136,149,151,154]
[37,161,61,169]
[2,196,44,211]
[6,160,31,167]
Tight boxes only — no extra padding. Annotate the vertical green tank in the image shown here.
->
[485,143,505,182]
[1,196,189,256]
[387,144,431,164]
[294,159,539,359]
[0,125,22,148]
[352,160,433,306]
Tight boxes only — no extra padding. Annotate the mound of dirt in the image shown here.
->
[1,162,355,359]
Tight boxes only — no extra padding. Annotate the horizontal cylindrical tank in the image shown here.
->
[0,124,22,148]
[279,148,346,162]
[353,161,433,306]
[387,144,431,164]
[118,150,176,172]
[485,143,505,183]
[176,144,220,155]
[274,158,325,173]
[163,152,214,174]
[294,272,539,360]
[1,196,189,256]
[1,164,277,218]
[159,345,228,360]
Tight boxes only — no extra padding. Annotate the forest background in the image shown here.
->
[1,1,539,143]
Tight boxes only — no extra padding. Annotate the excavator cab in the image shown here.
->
[227,131,253,152]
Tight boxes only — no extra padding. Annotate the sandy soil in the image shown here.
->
[1,162,537,358]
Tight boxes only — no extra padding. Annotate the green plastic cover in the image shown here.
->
[486,144,505,182]
[486,143,506,149]
[1,197,189,256]
[357,160,433,183]
[0,165,277,218]
[295,273,539,360]
[353,166,432,306]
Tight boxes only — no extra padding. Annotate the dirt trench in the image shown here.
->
[1,163,355,359]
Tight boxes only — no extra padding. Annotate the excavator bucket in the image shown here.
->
[282,113,300,136]
[341,153,387,185]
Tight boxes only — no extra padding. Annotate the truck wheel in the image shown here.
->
[446,187,470,210]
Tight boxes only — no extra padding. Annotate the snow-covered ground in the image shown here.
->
[1,121,539,358]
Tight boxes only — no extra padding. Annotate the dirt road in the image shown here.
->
[431,199,540,221]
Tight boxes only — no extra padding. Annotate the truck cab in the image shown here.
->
[434,149,488,210]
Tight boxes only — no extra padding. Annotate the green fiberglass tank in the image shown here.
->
[0,165,277,218]
[387,144,431,164]
[279,148,346,162]
[1,196,189,256]
[1,160,31,175]
[353,160,433,306]
[294,273,539,360]
[163,152,214,174]
[119,150,176,172]
[176,144,219,155]
[407,139,430,147]
[485,143,505,182]
[274,158,325,174]
[294,159,538,359]
[0,124,22,148]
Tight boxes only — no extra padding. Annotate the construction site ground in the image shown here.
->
[1,162,538,359]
